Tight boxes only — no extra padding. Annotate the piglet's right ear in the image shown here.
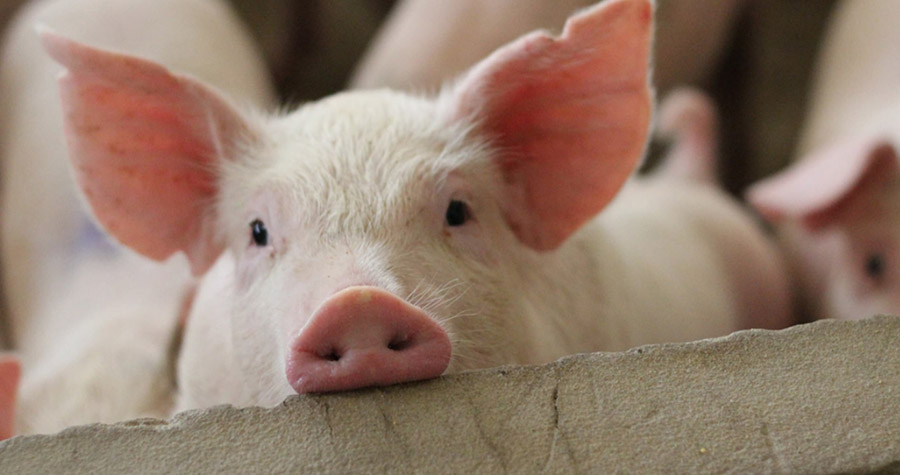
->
[41,30,256,275]
[446,0,652,251]
[747,137,899,229]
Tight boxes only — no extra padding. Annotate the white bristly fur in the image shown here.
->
[177,89,790,409]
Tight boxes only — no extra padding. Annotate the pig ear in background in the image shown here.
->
[654,87,719,184]
[0,354,21,440]
[40,30,257,275]
[447,0,653,251]
[747,138,899,229]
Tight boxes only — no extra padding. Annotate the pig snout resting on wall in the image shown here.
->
[0,0,273,434]
[44,0,790,411]
[747,0,900,322]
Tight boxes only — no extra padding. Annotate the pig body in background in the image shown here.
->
[350,0,746,93]
[0,0,273,433]
[46,0,789,411]
[748,0,900,321]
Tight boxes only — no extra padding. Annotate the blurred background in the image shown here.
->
[0,0,845,345]
[0,0,839,195]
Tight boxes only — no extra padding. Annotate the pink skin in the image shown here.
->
[286,287,451,393]
[0,355,21,440]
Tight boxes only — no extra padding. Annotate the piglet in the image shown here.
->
[1,0,273,433]
[45,0,790,411]
[747,0,900,321]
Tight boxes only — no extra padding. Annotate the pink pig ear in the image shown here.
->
[448,0,653,250]
[41,30,257,275]
[747,137,899,229]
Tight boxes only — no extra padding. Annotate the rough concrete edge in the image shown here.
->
[1,316,898,473]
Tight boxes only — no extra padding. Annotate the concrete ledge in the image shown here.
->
[1,316,898,473]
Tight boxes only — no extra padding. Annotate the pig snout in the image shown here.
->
[286,286,452,393]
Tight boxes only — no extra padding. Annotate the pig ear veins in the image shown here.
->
[447,0,653,250]
[747,138,899,230]
[41,30,256,275]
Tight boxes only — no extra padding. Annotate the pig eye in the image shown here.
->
[445,200,471,227]
[865,253,886,280]
[250,219,268,246]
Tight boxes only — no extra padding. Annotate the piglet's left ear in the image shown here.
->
[447,0,653,251]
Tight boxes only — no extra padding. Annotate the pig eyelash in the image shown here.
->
[249,219,269,247]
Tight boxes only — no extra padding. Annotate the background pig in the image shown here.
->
[350,0,746,95]
[0,0,273,433]
[747,0,900,322]
[47,0,789,411]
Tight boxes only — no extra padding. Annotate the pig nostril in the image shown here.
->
[320,349,341,362]
[387,336,411,352]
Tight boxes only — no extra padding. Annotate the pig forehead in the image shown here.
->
[234,91,496,231]
[279,90,442,138]
[262,91,485,195]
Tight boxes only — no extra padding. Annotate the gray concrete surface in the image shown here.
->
[0,316,898,473]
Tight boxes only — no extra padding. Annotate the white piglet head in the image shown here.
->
[749,137,900,321]
[43,0,652,397]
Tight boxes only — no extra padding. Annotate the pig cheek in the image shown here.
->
[235,244,278,292]
[229,278,294,399]
[427,265,512,371]
[445,209,507,268]
[447,229,497,267]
